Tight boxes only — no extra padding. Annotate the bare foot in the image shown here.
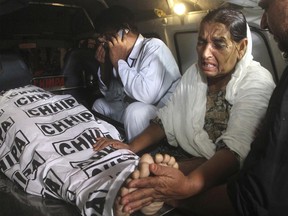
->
[113,154,153,216]
[113,153,178,216]
[140,153,178,215]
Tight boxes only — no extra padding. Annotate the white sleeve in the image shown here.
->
[220,62,275,164]
[118,44,178,104]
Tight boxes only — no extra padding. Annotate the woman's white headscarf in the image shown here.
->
[158,24,275,164]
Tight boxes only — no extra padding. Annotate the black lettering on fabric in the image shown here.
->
[71,137,91,151]
[70,147,115,170]
[53,128,101,155]
[92,168,102,176]
[42,189,58,199]
[26,97,79,117]
[85,190,108,215]
[44,170,63,197]
[0,160,8,173]
[0,109,4,117]
[13,171,27,190]
[0,117,14,145]
[105,134,113,139]
[58,143,75,155]
[6,88,47,99]
[11,130,30,160]
[66,190,76,204]
[71,160,94,170]
[14,93,51,107]
[23,151,45,178]
[92,147,115,160]
[6,92,18,99]
[17,88,46,95]
[45,178,61,196]
[36,111,94,136]
[0,130,29,172]
[0,153,16,171]
[83,153,136,178]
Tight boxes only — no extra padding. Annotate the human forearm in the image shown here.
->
[178,184,237,216]
[129,123,166,153]
[186,149,239,195]
[118,68,161,104]
[118,58,165,104]
[93,123,165,153]
[122,150,239,213]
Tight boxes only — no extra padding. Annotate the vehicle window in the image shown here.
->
[174,28,278,82]
[19,47,61,76]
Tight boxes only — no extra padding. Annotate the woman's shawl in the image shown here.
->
[158,26,276,164]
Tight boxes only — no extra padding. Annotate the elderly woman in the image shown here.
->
[94,7,275,215]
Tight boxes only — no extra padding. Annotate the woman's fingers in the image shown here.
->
[121,189,154,214]
[93,137,111,151]
[93,137,129,151]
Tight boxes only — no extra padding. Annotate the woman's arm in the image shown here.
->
[177,184,237,216]
[121,149,239,212]
[129,122,166,153]
[186,148,239,194]
[93,122,166,153]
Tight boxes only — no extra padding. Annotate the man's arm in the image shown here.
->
[95,44,113,87]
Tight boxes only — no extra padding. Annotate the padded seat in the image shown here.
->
[60,48,101,107]
[0,50,32,91]
[62,48,99,88]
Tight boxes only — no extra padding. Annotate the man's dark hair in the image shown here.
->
[94,5,138,34]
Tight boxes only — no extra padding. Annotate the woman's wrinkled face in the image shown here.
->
[197,22,242,79]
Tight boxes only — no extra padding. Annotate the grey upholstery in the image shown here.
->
[60,47,101,108]
[62,48,99,88]
[0,51,32,91]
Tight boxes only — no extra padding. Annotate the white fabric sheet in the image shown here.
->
[0,85,139,216]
